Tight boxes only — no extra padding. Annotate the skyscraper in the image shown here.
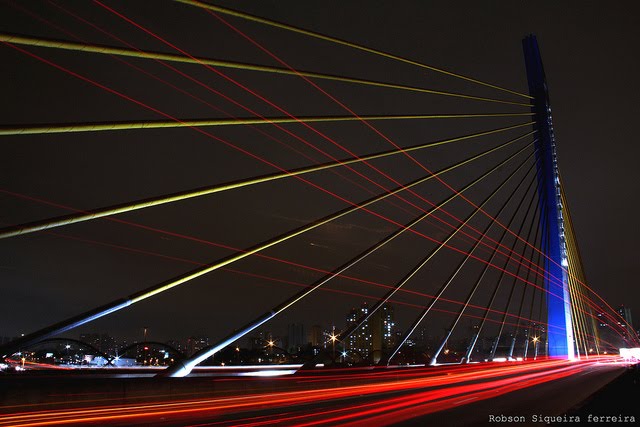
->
[617,305,634,342]
[309,324,322,347]
[346,302,395,362]
[347,302,370,359]
[286,323,305,353]
[617,305,633,330]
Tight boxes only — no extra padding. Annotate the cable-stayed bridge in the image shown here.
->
[0,1,638,425]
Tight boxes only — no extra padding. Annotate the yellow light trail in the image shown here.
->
[174,0,533,100]
[0,122,533,240]
[0,33,532,107]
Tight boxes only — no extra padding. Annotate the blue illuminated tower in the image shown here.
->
[522,35,575,358]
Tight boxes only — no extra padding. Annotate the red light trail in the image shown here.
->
[0,357,627,427]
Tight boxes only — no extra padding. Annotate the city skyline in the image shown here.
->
[5,300,635,367]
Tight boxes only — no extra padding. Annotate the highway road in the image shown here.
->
[0,357,635,426]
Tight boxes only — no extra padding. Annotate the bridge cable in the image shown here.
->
[0,33,531,108]
[0,113,534,136]
[97,0,563,286]
[13,2,604,334]
[507,203,545,359]
[564,218,589,357]
[561,177,635,346]
[535,244,547,358]
[2,6,541,263]
[518,175,551,360]
[10,5,608,348]
[333,150,536,366]
[384,157,536,364]
[2,26,548,285]
[6,0,422,222]
[0,124,531,240]
[429,165,540,365]
[5,0,408,220]
[201,7,557,279]
[37,224,555,352]
[173,0,533,100]
[489,190,542,360]
[564,217,602,353]
[561,189,605,352]
[164,139,535,376]
[462,175,540,362]
[27,1,441,224]
[1,34,549,291]
[0,134,529,359]
[526,224,549,359]
[104,1,569,294]
[2,4,624,354]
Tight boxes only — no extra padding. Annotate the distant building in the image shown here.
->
[617,305,633,330]
[166,340,185,354]
[617,305,634,343]
[371,304,395,363]
[287,323,305,353]
[186,336,209,357]
[250,331,282,351]
[596,309,608,328]
[79,333,116,355]
[346,302,396,362]
[347,303,371,359]
[309,324,322,347]
[596,306,627,350]
[412,327,431,349]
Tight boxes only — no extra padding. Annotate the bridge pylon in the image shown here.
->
[522,35,575,359]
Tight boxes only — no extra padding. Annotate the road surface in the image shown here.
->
[0,357,635,426]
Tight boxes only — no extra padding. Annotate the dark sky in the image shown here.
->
[1,1,638,346]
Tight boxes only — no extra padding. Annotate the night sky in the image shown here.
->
[1,1,638,346]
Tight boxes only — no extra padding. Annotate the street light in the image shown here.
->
[266,339,275,358]
[532,336,539,360]
[330,333,337,361]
